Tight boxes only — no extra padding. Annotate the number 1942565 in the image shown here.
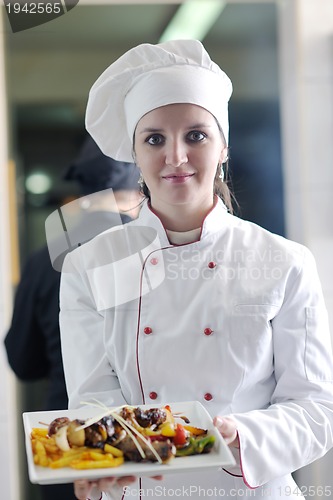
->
[5,3,63,14]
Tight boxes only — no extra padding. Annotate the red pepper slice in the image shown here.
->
[173,423,187,446]
[149,435,169,442]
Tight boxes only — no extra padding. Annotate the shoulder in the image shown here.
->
[226,214,310,269]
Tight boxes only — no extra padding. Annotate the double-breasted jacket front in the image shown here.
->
[60,198,333,499]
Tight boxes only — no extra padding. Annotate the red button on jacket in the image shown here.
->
[208,261,217,269]
[149,391,158,400]
[204,393,213,401]
[204,328,213,336]
[144,327,153,335]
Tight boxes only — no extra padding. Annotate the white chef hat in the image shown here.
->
[85,39,233,163]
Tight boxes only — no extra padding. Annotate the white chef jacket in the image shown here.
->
[60,197,333,500]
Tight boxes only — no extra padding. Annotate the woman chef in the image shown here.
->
[59,40,333,500]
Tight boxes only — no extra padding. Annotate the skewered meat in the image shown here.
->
[84,422,108,449]
[45,405,215,463]
[100,415,116,439]
[133,407,167,428]
[117,434,176,463]
[47,417,70,437]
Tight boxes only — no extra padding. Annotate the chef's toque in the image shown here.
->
[85,39,233,163]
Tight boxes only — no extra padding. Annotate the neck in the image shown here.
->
[149,196,216,232]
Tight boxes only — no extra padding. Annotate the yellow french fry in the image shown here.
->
[35,440,46,455]
[35,440,49,467]
[70,456,124,469]
[63,447,88,457]
[104,444,124,457]
[78,451,94,460]
[41,437,52,445]
[87,451,110,461]
[44,443,59,454]
[49,452,85,469]
[31,428,48,438]
[30,426,126,470]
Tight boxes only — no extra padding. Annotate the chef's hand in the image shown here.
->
[213,416,239,448]
[74,475,162,499]
[74,476,136,499]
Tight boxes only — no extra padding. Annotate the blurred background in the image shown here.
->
[0,0,332,499]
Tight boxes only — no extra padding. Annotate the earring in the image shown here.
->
[218,163,224,181]
[138,172,145,188]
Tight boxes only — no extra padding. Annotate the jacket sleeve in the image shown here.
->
[59,250,126,410]
[228,246,333,488]
[4,256,49,380]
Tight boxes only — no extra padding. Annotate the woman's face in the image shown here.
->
[134,103,228,215]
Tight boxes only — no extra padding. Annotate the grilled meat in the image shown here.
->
[117,434,176,463]
[101,415,116,440]
[48,417,70,437]
[133,407,167,428]
[84,422,108,449]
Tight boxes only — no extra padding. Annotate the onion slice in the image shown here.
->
[55,425,70,451]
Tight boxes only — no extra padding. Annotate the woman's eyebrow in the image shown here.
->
[187,123,212,129]
[139,127,163,134]
[139,123,212,134]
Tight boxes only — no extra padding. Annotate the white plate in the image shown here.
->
[23,401,235,485]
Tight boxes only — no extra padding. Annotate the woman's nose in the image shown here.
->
[165,141,188,167]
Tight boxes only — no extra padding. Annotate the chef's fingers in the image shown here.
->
[74,479,95,499]
[98,477,117,490]
[214,416,239,448]
[99,475,136,491]
[96,476,136,498]
[115,475,136,487]
[74,475,153,498]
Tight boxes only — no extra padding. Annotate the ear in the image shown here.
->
[219,146,229,164]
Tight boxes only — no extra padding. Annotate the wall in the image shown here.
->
[0,7,20,500]
[278,0,333,495]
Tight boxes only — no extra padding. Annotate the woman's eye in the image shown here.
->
[187,131,206,142]
[146,134,163,145]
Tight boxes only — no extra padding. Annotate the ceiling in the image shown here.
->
[4,1,277,53]
[3,1,279,116]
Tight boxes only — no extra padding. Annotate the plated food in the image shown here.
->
[31,404,216,470]
[23,401,235,484]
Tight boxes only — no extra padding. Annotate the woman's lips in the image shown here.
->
[162,173,194,184]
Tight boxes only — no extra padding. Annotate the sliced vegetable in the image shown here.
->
[54,425,70,452]
[183,425,207,436]
[160,422,176,437]
[175,435,216,457]
[67,420,85,447]
[173,424,187,446]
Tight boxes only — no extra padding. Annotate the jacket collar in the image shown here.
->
[136,196,230,246]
